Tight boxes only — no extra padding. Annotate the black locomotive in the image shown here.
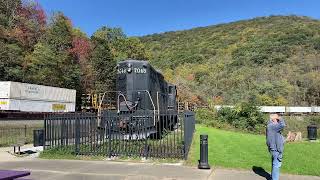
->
[102,59,178,138]
[116,59,177,112]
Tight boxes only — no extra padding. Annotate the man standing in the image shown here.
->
[266,113,286,180]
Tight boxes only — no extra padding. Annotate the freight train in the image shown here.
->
[214,105,320,114]
[99,60,178,138]
[0,81,76,119]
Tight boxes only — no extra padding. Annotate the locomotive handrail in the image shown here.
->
[97,91,121,127]
[98,90,121,112]
[117,93,141,112]
[142,90,156,126]
[157,92,160,123]
[99,90,157,126]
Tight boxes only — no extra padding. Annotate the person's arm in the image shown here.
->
[272,118,285,132]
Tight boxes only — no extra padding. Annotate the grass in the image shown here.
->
[40,129,185,161]
[40,147,105,160]
[187,125,320,176]
[283,116,320,137]
[39,146,182,163]
[38,122,320,176]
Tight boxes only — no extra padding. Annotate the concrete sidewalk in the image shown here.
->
[212,168,320,180]
[0,159,319,180]
[0,159,211,180]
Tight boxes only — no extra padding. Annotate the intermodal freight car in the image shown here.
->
[215,105,320,114]
[0,81,76,113]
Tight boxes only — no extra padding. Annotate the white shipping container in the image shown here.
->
[312,106,320,113]
[260,106,286,113]
[0,98,75,112]
[286,106,312,113]
[214,105,234,110]
[0,81,76,103]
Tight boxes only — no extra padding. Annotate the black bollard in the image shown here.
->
[198,134,210,169]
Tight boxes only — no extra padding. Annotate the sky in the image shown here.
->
[37,0,320,37]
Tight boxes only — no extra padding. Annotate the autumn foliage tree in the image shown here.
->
[0,0,151,107]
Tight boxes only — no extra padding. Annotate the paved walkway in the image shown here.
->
[212,168,320,180]
[0,159,319,180]
[0,144,42,161]
[0,159,211,180]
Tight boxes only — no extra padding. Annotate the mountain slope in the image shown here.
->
[140,16,320,106]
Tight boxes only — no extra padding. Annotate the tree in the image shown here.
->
[0,0,21,28]
[24,42,60,86]
[25,12,80,90]
[0,41,23,81]
[12,1,46,50]
[90,27,116,92]
[44,12,73,51]
[121,37,151,60]
[69,35,93,93]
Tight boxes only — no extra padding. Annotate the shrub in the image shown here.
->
[196,102,267,134]
[195,108,217,126]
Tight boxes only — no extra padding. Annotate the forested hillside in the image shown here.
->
[0,0,150,104]
[141,16,320,106]
[1,0,319,107]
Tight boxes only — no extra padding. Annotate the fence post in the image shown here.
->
[75,113,80,154]
[184,113,188,159]
[61,118,64,146]
[44,114,46,150]
[24,125,27,139]
[184,111,195,160]
[143,116,149,159]
[108,116,112,158]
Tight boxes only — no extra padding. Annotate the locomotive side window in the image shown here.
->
[168,86,173,95]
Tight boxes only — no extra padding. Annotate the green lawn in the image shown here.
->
[187,125,320,176]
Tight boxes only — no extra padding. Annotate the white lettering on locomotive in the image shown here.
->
[117,68,146,74]
[134,68,147,74]
[117,68,126,74]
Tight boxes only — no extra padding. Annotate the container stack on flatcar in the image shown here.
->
[0,81,76,113]
[213,105,320,114]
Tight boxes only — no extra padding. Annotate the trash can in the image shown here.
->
[33,129,44,147]
[307,125,317,140]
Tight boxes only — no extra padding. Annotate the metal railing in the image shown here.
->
[44,110,195,159]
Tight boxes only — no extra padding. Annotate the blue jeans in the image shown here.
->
[271,150,282,180]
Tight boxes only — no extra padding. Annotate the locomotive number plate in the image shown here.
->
[134,68,146,74]
[117,68,146,74]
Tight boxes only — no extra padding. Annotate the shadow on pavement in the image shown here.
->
[252,166,271,180]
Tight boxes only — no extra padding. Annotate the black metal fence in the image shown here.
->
[0,125,41,147]
[183,111,196,159]
[44,110,195,159]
